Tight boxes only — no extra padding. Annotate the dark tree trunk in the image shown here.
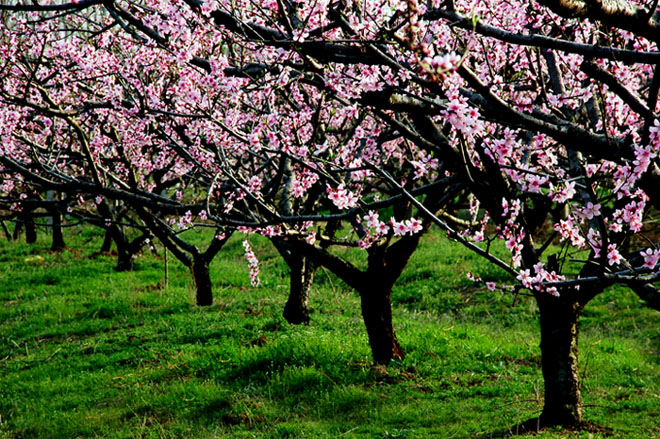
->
[24,212,37,244]
[192,256,213,306]
[537,295,583,427]
[283,255,316,325]
[100,228,113,252]
[110,229,133,271]
[1,220,11,241]
[50,209,65,251]
[359,282,404,365]
[12,220,23,240]
[114,248,134,271]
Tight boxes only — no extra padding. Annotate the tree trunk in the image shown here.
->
[12,220,22,240]
[283,255,316,325]
[100,228,113,252]
[192,256,213,306]
[114,248,134,271]
[24,212,37,244]
[359,282,404,365]
[537,295,583,427]
[50,209,65,251]
[1,220,11,241]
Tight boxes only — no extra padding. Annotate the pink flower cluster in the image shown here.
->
[327,185,358,210]
[390,217,423,237]
[177,210,194,230]
[640,248,660,270]
[355,211,424,249]
[423,52,461,76]
[242,240,261,287]
[516,262,564,296]
[554,217,586,248]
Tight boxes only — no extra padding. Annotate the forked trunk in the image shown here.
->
[537,295,583,427]
[283,256,316,325]
[192,256,213,306]
[359,282,404,365]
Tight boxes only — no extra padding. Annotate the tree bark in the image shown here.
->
[358,282,404,365]
[1,220,11,241]
[12,220,22,240]
[536,295,583,427]
[630,283,660,311]
[283,255,316,325]
[23,212,37,244]
[192,255,213,306]
[50,208,65,251]
[114,248,134,271]
[109,228,132,271]
[100,227,113,252]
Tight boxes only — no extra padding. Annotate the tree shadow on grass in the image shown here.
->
[482,417,613,438]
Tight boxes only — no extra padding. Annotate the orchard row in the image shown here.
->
[1,0,659,428]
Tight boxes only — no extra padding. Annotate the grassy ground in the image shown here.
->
[0,226,658,438]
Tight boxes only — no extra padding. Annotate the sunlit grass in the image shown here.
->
[0,225,658,438]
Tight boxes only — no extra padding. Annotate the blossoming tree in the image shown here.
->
[2,0,660,429]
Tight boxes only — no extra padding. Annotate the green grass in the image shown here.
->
[0,225,658,438]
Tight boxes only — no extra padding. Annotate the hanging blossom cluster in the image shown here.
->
[242,240,261,287]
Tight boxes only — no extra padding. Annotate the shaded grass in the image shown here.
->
[0,226,658,438]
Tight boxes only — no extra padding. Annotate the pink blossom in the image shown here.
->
[242,240,261,287]
[640,248,660,270]
[429,52,461,72]
[376,221,390,235]
[582,202,601,220]
[248,176,262,194]
[391,220,407,237]
[327,185,358,210]
[607,244,623,266]
[406,218,423,235]
[177,210,193,230]
[466,271,482,282]
[517,269,533,288]
[364,210,380,228]
[549,181,576,203]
